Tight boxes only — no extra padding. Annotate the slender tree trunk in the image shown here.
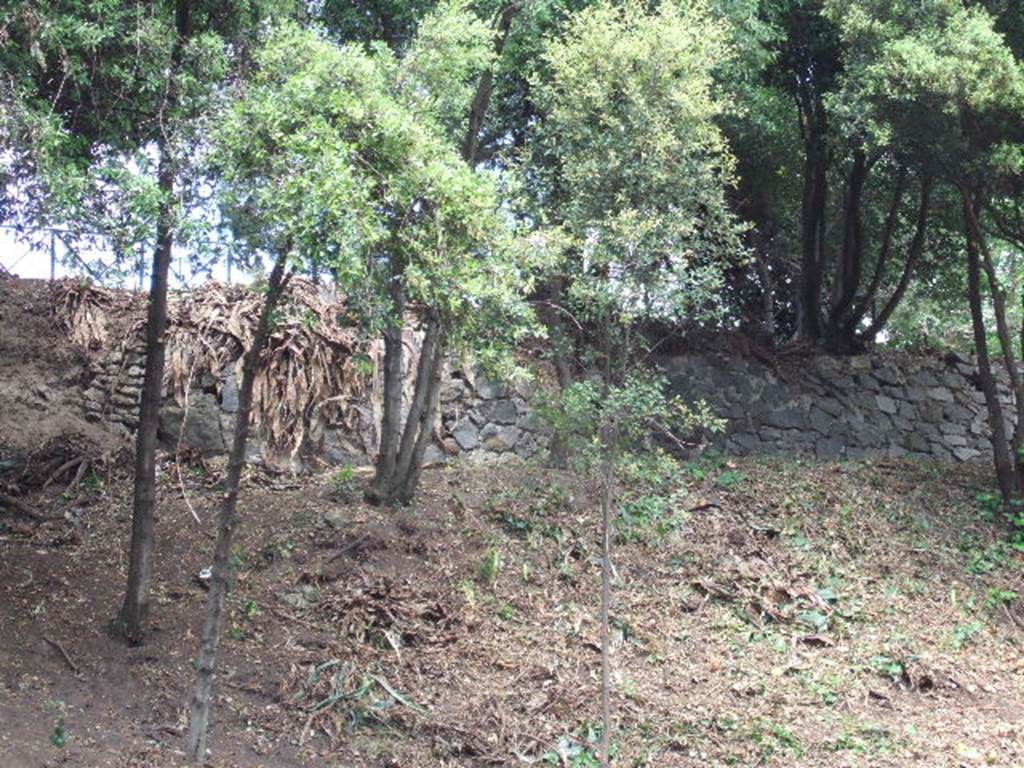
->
[827,149,868,345]
[598,424,617,768]
[845,169,909,338]
[462,2,519,166]
[861,177,932,342]
[369,314,445,506]
[368,5,520,506]
[964,195,1024,491]
[185,255,289,761]
[392,314,442,480]
[367,261,406,504]
[112,146,173,644]
[112,0,190,646]
[797,104,827,342]
[752,245,777,345]
[392,328,445,505]
[963,191,1016,506]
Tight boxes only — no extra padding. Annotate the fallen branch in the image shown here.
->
[0,492,52,522]
[42,635,80,675]
[42,456,87,491]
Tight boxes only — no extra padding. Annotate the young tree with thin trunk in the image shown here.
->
[185,254,289,760]
[113,0,284,644]
[366,0,531,506]
[113,0,192,643]
[0,0,269,643]
[182,22,543,751]
[531,3,744,761]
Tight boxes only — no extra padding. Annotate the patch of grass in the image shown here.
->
[986,587,1018,609]
[477,548,502,587]
[748,720,803,760]
[950,620,984,650]
[50,719,68,748]
[616,493,681,543]
[798,670,843,706]
[543,723,606,767]
[868,654,907,684]
[828,722,901,755]
[329,465,359,502]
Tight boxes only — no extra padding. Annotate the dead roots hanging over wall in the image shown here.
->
[54,279,378,463]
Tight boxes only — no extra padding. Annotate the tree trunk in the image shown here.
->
[369,313,445,507]
[861,177,932,343]
[796,100,827,342]
[963,191,1016,506]
[391,327,445,505]
[964,194,1024,492]
[368,4,518,506]
[112,147,173,644]
[845,168,909,338]
[462,2,519,165]
[827,148,868,345]
[367,260,406,505]
[598,424,617,768]
[112,0,191,646]
[185,255,289,761]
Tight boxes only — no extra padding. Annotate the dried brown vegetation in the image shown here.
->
[1,457,1022,767]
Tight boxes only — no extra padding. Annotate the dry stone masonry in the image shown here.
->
[662,351,1000,462]
[78,334,1008,468]
[78,346,552,468]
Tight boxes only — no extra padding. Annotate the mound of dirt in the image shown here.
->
[0,279,126,463]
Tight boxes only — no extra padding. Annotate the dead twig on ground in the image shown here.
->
[42,635,80,675]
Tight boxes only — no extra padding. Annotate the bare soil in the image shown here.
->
[0,455,1022,767]
[0,277,125,462]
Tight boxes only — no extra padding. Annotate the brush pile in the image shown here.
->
[54,278,380,464]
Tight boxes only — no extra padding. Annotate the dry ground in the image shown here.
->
[1,453,1023,767]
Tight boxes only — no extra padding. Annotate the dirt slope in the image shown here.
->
[2,454,1023,767]
[0,278,125,462]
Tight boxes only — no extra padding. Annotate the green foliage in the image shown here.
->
[617,494,677,543]
[532,0,746,334]
[951,620,984,650]
[543,723,608,767]
[477,548,502,587]
[0,1,280,276]
[750,720,803,760]
[49,719,69,749]
[330,466,360,502]
[544,375,725,474]
[986,587,1019,608]
[214,20,547,372]
[868,654,907,684]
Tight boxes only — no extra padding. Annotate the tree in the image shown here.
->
[531,2,743,760]
[0,0,280,643]
[824,0,1024,504]
[719,0,967,351]
[365,0,543,506]
[182,20,546,751]
[185,255,289,761]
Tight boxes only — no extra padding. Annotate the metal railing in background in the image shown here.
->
[0,224,235,289]
[0,224,120,284]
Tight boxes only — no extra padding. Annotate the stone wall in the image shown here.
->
[662,351,998,462]
[78,331,1007,467]
[77,343,551,469]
